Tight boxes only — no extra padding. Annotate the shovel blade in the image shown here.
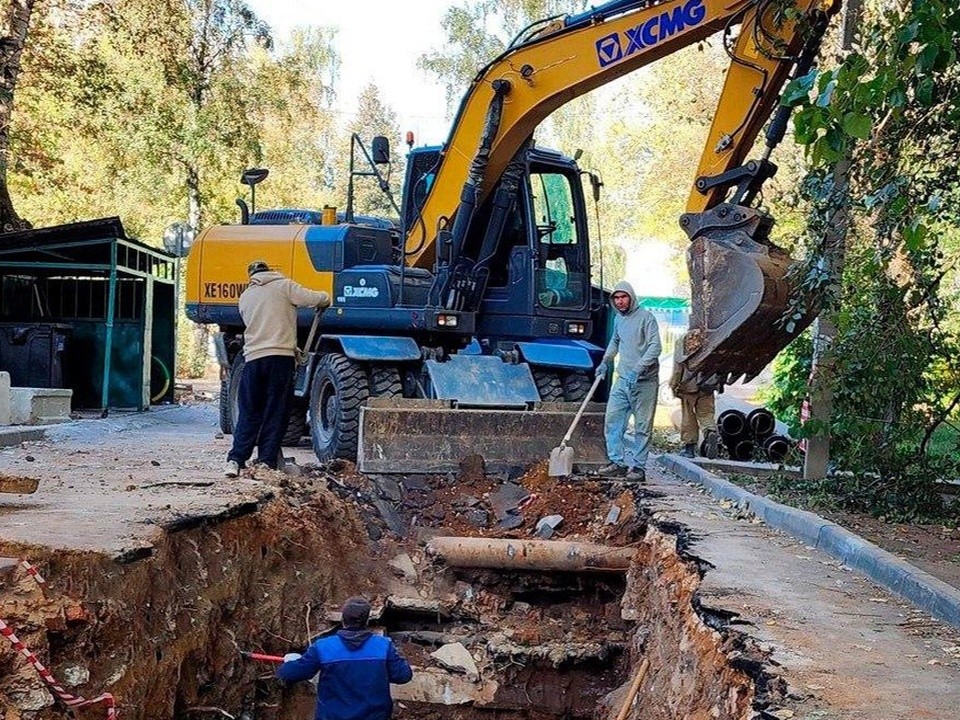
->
[548,445,575,478]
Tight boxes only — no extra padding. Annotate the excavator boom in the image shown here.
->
[404,0,840,382]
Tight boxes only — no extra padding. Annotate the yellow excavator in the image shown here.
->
[186,0,839,471]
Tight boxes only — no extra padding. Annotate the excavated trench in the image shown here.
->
[0,464,783,720]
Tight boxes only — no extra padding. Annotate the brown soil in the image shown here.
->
[1,455,769,720]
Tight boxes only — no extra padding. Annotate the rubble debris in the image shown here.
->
[535,514,564,539]
[488,482,530,519]
[487,632,624,667]
[430,642,480,680]
[605,505,622,525]
[388,553,418,582]
[458,454,486,484]
[0,473,39,494]
[392,667,498,706]
[372,476,402,503]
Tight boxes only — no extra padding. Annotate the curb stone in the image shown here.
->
[658,453,960,630]
[0,427,48,448]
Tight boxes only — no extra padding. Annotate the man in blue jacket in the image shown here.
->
[277,597,413,720]
[595,281,662,483]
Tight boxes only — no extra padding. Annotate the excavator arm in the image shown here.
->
[405,0,840,382]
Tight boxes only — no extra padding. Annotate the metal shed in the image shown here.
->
[0,217,176,411]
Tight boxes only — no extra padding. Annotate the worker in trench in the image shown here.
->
[223,260,330,478]
[670,331,720,459]
[277,596,413,720]
[595,281,661,483]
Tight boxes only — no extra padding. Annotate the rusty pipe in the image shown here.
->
[426,537,636,573]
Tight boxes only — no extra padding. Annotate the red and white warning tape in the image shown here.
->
[19,558,47,590]
[0,618,117,719]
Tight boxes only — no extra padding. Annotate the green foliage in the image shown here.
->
[765,0,960,521]
[11,0,343,239]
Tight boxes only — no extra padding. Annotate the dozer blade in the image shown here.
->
[681,204,817,382]
[358,397,608,475]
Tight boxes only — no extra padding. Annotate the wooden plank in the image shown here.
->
[0,474,39,494]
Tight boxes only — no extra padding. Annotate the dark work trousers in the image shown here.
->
[228,355,295,469]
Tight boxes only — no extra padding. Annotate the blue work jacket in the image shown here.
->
[277,630,413,720]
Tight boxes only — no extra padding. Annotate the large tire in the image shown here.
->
[309,353,369,462]
[282,401,308,447]
[219,377,233,435]
[369,365,402,398]
[562,371,592,403]
[532,369,564,402]
[228,354,245,432]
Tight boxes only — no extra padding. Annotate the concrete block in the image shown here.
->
[0,372,10,426]
[10,387,72,425]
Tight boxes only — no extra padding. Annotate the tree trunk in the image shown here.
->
[186,162,201,230]
[0,0,35,232]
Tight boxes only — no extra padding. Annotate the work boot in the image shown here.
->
[597,462,628,478]
[223,460,239,478]
[625,467,646,483]
[679,444,695,458]
[702,430,719,460]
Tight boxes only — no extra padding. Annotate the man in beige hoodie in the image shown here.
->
[224,261,330,477]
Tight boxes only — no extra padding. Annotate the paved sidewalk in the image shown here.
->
[647,461,960,720]
[660,453,960,629]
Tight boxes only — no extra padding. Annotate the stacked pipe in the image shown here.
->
[716,408,795,463]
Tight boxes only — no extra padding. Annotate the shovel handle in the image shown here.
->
[560,374,604,447]
[240,651,286,664]
[297,306,325,365]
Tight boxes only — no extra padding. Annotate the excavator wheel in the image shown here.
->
[532,370,564,402]
[219,377,233,435]
[561,371,592,403]
[369,365,403,398]
[310,353,370,462]
[227,354,245,434]
[282,401,308,447]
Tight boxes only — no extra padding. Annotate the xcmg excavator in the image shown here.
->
[186,0,839,472]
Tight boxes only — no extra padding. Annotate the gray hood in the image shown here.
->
[249,270,284,286]
[609,280,639,315]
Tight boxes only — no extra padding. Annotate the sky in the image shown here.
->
[246,0,455,145]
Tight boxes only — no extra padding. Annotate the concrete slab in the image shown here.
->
[10,387,72,425]
[0,405,274,557]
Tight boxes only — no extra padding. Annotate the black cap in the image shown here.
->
[247,259,270,276]
[341,597,371,629]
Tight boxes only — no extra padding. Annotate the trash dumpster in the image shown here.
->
[0,322,71,388]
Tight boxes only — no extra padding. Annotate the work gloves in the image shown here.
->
[595,362,609,380]
[283,653,302,663]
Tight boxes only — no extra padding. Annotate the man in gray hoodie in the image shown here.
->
[595,281,661,482]
[224,260,330,477]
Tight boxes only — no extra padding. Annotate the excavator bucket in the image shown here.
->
[681,204,817,383]
[358,398,608,474]
[357,355,608,474]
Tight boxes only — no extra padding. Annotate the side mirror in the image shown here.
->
[241,168,269,187]
[371,136,390,165]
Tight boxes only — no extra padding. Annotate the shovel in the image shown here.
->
[293,306,325,397]
[548,374,604,477]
